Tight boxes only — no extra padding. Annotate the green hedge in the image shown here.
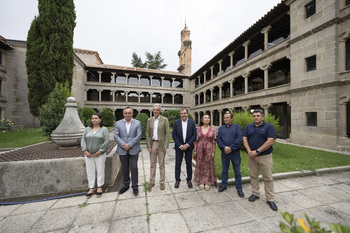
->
[135,113,149,139]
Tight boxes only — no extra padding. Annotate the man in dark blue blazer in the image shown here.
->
[172,108,197,189]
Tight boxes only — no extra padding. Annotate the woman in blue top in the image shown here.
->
[81,113,109,198]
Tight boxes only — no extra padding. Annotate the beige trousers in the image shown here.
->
[149,141,166,184]
[248,153,274,201]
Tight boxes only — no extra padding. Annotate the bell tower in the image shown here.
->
[177,24,192,75]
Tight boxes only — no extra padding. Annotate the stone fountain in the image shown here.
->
[51,97,85,147]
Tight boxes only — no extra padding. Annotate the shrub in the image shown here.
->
[78,107,95,126]
[99,108,115,126]
[162,109,193,127]
[0,119,14,132]
[232,111,282,133]
[135,113,149,139]
[279,211,350,233]
[39,82,71,137]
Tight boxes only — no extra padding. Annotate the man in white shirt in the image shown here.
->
[172,108,197,188]
[145,104,170,190]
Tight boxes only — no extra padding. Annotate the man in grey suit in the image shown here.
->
[145,104,170,191]
[114,107,142,195]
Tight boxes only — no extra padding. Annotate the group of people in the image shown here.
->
[80,105,278,211]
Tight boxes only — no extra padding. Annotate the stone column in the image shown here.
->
[161,77,164,87]
[137,75,142,85]
[210,110,213,126]
[198,76,201,87]
[242,72,251,94]
[197,112,201,124]
[97,71,102,83]
[242,106,250,113]
[150,92,153,103]
[210,88,214,102]
[160,93,164,104]
[85,89,89,101]
[150,76,153,86]
[137,91,142,103]
[125,90,129,102]
[112,90,116,102]
[125,73,129,84]
[84,70,88,82]
[218,84,223,100]
[243,40,251,61]
[260,63,272,89]
[261,104,272,115]
[218,59,223,75]
[229,79,234,97]
[261,25,272,51]
[172,78,176,88]
[203,71,207,83]
[203,91,206,104]
[97,89,102,101]
[229,51,235,69]
[218,109,222,126]
[172,93,175,104]
[111,72,116,83]
[210,66,214,79]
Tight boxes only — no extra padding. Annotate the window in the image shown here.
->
[347,0,350,6]
[0,52,2,65]
[346,39,350,71]
[306,55,316,71]
[306,112,317,126]
[305,1,316,18]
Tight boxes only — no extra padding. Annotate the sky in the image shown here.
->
[0,0,282,73]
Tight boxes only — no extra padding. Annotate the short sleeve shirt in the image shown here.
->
[243,122,276,155]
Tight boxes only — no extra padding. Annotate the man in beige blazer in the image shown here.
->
[146,104,170,190]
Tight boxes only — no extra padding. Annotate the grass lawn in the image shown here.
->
[212,142,350,179]
[0,128,49,149]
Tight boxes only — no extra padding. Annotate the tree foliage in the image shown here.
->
[162,110,193,128]
[135,113,149,139]
[26,0,76,117]
[131,51,167,70]
[39,82,71,137]
[232,111,282,133]
[78,107,95,126]
[99,108,115,126]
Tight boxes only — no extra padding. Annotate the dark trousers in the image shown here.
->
[175,149,193,182]
[221,153,242,190]
[119,152,139,189]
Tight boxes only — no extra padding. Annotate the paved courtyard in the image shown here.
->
[1,146,350,232]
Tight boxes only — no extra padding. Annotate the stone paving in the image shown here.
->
[1,146,350,232]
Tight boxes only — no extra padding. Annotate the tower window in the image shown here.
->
[305,1,316,18]
[306,55,316,71]
[306,112,317,126]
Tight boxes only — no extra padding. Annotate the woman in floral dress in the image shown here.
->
[193,114,217,190]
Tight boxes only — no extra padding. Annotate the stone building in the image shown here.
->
[0,0,350,151]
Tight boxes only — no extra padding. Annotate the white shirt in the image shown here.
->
[181,119,188,142]
[124,119,131,135]
[152,116,159,140]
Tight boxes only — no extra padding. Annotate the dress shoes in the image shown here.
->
[237,189,245,198]
[187,180,193,188]
[160,183,165,190]
[146,182,154,190]
[248,194,260,202]
[118,186,129,194]
[218,186,227,192]
[267,201,278,211]
[133,188,139,195]
[174,181,180,189]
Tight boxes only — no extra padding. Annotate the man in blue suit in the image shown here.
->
[114,107,142,195]
[172,108,197,189]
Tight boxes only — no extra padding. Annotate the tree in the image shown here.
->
[39,82,71,137]
[78,107,95,126]
[99,108,115,126]
[26,0,76,117]
[135,113,149,139]
[131,51,167,70]
[162,110,193,128]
